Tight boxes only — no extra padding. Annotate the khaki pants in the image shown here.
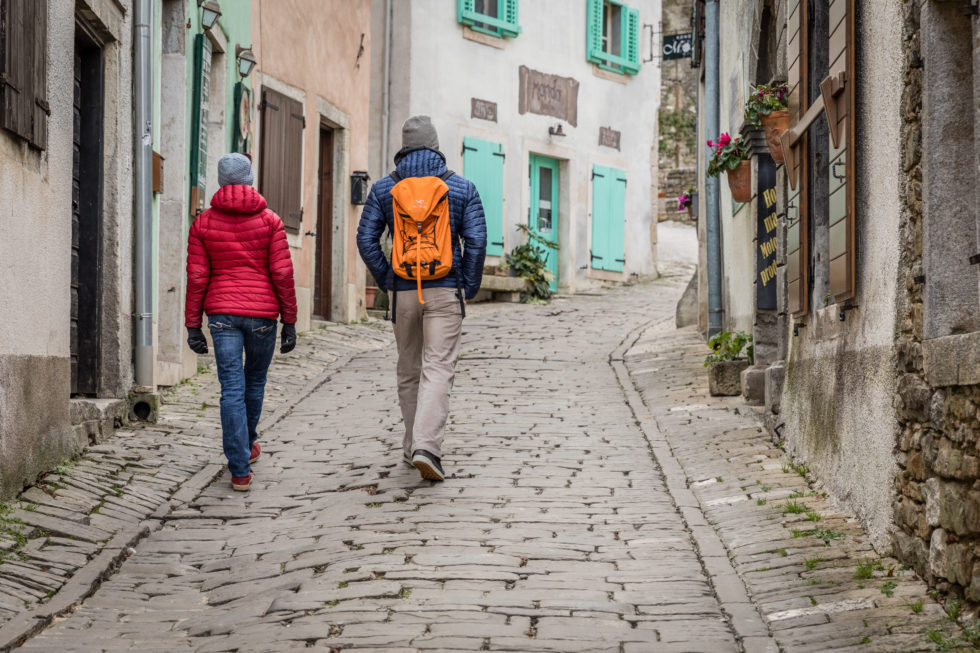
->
[393,287,463,459]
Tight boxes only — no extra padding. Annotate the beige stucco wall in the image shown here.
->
[251,0,373,327]
[780,0,904,548]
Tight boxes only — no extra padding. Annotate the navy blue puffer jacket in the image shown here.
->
[357,149,487,299]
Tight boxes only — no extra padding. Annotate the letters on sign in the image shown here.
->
[518,65,580,127]
[471,98,497,122]
[662,33,693,61]
[756,154,778,310]
[599,127,621,150]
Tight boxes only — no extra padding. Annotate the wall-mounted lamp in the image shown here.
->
[236,45,257,78]
[548,124,566,137]
[199,1,222,31]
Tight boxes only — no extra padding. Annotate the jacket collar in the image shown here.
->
[393,148,448,178]
[210,184,268,214]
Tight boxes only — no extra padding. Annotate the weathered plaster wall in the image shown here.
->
[385,0,661,290]
[780,0,904,548]
[252,0,372,326]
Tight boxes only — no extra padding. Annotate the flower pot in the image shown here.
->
[760,110,790,164]
[687,205,693,219]
[365,286,379,309]
[707,360,750,396]
[726,161,752,203]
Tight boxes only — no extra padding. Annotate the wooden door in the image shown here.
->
[71,27,104,396]
[314,127,334,319]
[529,154,559,290]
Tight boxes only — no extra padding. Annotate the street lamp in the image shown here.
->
[236,45,257,78]
[199,1,221,31]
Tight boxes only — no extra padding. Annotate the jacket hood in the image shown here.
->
[394,148,448,178]
[210,184,268,214]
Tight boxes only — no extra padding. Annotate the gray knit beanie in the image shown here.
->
[401,115,439,151]
[218,153,254,187]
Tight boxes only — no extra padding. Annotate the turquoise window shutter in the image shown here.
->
[591,165,610,270]
[458,0,476,23]
[623,7,641,74]
[607,170,627,272]
[586,0,605,64]
[463,137,505,257]
[502,0,521,37]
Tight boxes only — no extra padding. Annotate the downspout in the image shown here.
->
[704,0,723,338]
[133,0,154,387]
[380,0,393,170]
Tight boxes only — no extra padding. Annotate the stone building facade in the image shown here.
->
[692,0,980,607]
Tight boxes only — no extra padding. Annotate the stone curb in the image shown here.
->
[610,317,779,653]
[3,333,388,652]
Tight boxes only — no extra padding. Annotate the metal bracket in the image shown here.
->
[838,303,857,322]
[969,253,980,266]
[832,160,846,182]
[793,321,806,336]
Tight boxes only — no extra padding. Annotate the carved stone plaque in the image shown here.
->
[518,65,579,127]
[599,126,621,150]
[471,98,498,122]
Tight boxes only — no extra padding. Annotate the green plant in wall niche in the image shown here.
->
[503,224,558,304]
[704,331,754,366]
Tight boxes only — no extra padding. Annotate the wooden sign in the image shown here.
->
[518,65,579,127]
[471,98,497,122]
[599,126,621,150]
[756,154,778,310]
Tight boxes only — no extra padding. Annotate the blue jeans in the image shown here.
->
[208,314,278,477]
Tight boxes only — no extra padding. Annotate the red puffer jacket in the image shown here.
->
[184,185,298,328]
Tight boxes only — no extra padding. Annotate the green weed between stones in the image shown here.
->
[783,500,807,515]
[804,557,824,571]
[855,559,883,580]
[757,498,768,506]
[880,581,897,598]
[791,527,845,545]
[909,599,924,614]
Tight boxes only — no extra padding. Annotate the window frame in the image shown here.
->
[458,0,521,39]
[587,0,641,76]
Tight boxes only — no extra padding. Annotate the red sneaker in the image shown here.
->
[231,472,252,491]
[249,442,261,463]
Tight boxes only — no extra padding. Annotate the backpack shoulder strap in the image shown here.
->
[390,170,402,183]
[440,170,455,181]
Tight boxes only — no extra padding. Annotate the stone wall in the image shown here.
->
[891,1,980,606]
[658,0,698,221]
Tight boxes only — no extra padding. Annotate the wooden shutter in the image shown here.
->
[825,0,855,302]
[785,0,808,316]
[622,6,640,75]
[260,87,304,233]
[586,0,605,64]
[501,0,520,38]
[591,165,627,273]
[462,136,505,257]
[0,0,43,145]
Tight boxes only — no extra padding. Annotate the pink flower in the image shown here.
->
[707,139,713,147]
[717,133,731,147]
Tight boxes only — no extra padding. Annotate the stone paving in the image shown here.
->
[1,269,966,652]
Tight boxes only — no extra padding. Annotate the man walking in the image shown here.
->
[357,116,487,481]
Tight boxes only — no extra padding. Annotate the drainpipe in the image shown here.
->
[704,0,723,339]
[380,0,393,170]
[133,0,154,387]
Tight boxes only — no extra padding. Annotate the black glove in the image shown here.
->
[280,323,297,354]
[186,327,208,355]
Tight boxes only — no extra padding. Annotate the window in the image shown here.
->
[586,0,640,75]
[462,137,505,257]
[784,0,855,316]
[0,0,49,149]
[590,165,627,272]
[259,87,304,233]
[458,0,520,39]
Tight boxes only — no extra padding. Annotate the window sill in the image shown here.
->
[462,26,507,50]
[923,331,980,386]
[588,268,626,282]
[592,63,629,85]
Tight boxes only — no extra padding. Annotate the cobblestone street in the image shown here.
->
[3,271,962,652]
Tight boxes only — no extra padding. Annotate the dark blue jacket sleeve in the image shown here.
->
[356,185,392,293]
[460,183,488,299]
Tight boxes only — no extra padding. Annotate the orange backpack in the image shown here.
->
[389,170,456,304]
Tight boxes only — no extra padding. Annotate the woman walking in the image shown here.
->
[184,153,298,491]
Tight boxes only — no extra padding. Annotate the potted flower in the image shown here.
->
[745,83,789,163]
[707,133,751,202]
[677,185,697,218]
[704,330,754,396]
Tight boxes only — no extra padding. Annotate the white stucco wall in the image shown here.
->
[384,0,661,290]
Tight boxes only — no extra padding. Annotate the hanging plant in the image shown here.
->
[744,83,789,128]
[677,185,696,212]
[706,133,750,177]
